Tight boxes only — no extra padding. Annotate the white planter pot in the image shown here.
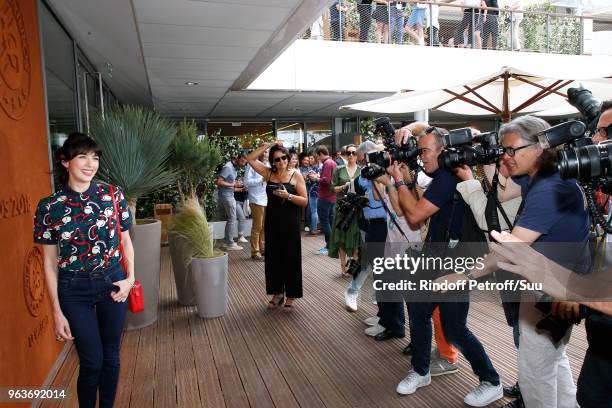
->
[125,219,161,330]
[190,253,228,318]
[209,219,252,240]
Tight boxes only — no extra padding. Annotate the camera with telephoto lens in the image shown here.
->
[345,258,361,278]
[568,86,601,134]
[335,192,369,232]
[438,128,505,170]
[361,117,422,180]
[535,293,588,343]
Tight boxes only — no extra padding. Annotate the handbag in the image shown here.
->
[109,185,144,313]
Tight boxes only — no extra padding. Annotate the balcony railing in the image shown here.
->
[303,0,612,55]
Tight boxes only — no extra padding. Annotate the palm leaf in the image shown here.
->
[90,106,177,213]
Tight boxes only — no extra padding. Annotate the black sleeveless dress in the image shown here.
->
[264,172,302,298]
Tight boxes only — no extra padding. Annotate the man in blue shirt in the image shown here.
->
[388,127,502,407]
[441,116,591,408]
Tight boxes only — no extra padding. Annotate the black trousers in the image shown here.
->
[481,17,499,50]
[358,4,372,42]
[577,348,612,408]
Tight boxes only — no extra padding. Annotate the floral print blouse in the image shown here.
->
[33,181,133,272]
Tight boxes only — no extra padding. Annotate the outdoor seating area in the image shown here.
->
[41,235,588,408]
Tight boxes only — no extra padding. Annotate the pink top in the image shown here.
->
[317,157,337,203]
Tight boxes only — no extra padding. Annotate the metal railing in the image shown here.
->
[303,1,611,55]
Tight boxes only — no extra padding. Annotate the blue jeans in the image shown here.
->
[390,9,405,43]
[317,199,335,248]
[58,264,128,408]
[307,194,318,231]
[408,301,499,385]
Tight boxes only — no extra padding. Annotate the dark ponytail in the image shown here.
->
[55,132,101,184]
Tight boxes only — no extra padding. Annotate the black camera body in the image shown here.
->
[335,191,369,232]
[345,258,361,278]
[438,128,505,170]
[535,293,589,343]
[361,117,422,180]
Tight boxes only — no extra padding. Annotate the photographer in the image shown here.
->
[329,145,362,278]
[490,230,612,408]
[388,126,502,405]
[438,116,591,408]
[344,141,402,340]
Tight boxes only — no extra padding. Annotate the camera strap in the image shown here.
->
[483,167,514,231]
[371,181,412,242]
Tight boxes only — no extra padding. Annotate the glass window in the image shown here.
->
[40,4,77,153]
[306,121,332,153]
[277,122,304,151]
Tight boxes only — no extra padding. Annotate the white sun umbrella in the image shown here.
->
[342,67,612,122]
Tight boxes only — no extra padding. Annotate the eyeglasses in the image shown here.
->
[273,155,288,163]
[595,124,612,140]
[503,142,537,157]
[345,151,357,156]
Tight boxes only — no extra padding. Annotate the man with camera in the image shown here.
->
[387,126,503,406]
[438,115,591,408]
[490,230,612,408]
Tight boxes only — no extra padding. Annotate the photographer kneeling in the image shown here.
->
[438,116,591,408]
[388,126,502,406]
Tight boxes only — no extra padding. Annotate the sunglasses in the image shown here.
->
[273,155,288,163]
[595,124,612,140]
[503,142,537,157]
[344,151,357,156]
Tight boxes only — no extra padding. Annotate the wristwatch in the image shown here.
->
[394,180,407,189]
[288,193,293,202]
[464,270,476,280]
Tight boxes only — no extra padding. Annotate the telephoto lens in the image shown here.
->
[537,120,588,149]
[558,142,612,181]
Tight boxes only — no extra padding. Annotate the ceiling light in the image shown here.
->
[185,81,199,86]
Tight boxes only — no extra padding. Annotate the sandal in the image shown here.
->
[283,299,295,311]
[267,295,284,309]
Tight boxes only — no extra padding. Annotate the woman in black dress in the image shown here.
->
[246,141,308,310]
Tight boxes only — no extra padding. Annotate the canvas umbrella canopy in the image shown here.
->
[341,67,612,122]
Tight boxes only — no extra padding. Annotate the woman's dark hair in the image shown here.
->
[269,144,289,173]
[55,132,101,184]
[298,152,309,165]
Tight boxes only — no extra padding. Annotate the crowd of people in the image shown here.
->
[311,0,530,51]
[36,101,612,407]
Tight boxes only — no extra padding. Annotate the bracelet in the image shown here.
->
[394,180,409,189]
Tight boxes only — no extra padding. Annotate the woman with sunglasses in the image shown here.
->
[247,141,308,310]
[33,133,134,408]
[328,144,362,277]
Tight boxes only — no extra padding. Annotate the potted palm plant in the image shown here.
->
[170,197,228,318]
[168,120,222,305]
[91,105,176,330]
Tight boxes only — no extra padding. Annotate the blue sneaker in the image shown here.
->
[317,247,328,255]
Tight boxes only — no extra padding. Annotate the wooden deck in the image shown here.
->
[43,233,588,408]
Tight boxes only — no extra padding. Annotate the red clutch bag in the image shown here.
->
[110,185,144,314]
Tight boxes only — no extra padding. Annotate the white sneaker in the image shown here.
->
[396,370,431,395]
[224,243,243,251]
[305,226,310,232]
[345,291,358,312]
[363,316,380,326]
[463,382,503,407]
[237,235,248,243]
[364,324,385,337]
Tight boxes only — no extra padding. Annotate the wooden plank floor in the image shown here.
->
[44,233,588,408]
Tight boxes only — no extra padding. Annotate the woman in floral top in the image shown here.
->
[34,133,134,408]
